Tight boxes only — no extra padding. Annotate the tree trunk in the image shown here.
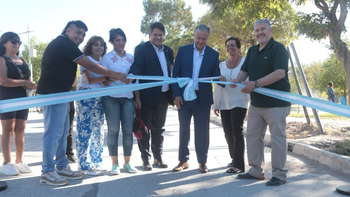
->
[322,0,349,105]
[330,36,350,105]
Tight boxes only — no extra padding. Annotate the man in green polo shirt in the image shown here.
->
[230,19,291,186]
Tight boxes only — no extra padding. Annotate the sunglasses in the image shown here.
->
[10,39,22,45]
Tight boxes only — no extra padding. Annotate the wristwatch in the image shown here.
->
[254,80,260,88]
[105,76,110,81]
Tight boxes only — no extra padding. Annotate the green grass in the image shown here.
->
[289,112,350,120]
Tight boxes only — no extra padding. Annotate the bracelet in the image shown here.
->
[105,76,110,81]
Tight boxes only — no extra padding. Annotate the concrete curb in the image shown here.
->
[289,140,350,174]
[210,114,350,175]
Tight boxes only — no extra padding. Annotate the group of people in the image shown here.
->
[0,19,292,187]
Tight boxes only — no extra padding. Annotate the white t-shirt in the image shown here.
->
[101,50,134,98]
[78,56,102,89]
[213,56,250,110]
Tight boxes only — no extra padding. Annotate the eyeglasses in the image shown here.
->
[10,39,22,45]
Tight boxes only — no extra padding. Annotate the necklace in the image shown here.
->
[227,56,241,80]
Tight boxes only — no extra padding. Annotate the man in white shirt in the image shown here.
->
[172,25,221,173]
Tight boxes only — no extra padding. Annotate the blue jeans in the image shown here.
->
[76,87,105,170]
[102,96,134,156]
[42,103,70,173]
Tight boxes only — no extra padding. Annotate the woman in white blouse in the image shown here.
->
[213,37,250,174]
[101,28,138,175]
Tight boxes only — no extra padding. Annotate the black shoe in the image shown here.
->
[266,177,286,186]
[67,155,76,163]
[143,161,152,171]
[153,159,168,168]
[237,173,265,180]
[199,163,208,173]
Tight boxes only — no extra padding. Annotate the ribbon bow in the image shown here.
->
[177,76,221,101]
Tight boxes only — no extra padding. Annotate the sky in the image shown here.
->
[0,0,349,65]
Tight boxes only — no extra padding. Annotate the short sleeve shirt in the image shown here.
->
[78,56,102,89]
[101,50,134,98]
[241,37,291,108]
[37,35,84,94]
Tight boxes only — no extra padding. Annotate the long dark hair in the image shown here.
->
[0,32,20,56]
[83,36,107,57]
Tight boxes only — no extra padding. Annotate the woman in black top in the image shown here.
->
[0,32,36,176]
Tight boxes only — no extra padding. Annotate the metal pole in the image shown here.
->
[27,24,33,81]
[290,43,324,134]
[18,26,34,81]
[287,47,310,125]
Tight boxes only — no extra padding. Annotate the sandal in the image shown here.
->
[227,162,234,167]
[226,167,243,174]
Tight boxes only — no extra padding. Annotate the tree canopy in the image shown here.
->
[199,0,298,61]
[294,0,350,102]
[21,37,48,84]
[140,0,195,56]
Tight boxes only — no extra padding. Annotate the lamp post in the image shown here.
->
[18,24,34,81]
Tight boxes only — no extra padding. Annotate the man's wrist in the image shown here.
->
[254,80,260,88]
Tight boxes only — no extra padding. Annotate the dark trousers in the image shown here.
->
[178,98,211,163]
[138,92,168,162]
[220,107,247,171]
[66,101,75,156]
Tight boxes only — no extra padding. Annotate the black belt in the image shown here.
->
[195,90,199,95]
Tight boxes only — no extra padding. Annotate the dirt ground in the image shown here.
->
[286,121,350,156]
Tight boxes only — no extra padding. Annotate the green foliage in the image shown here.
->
[199,0,298,62]
[301,54,347,98]
[21,37,48,84]
[320,54,347,97]
[21,37,83,86]
[140,0,195,56]
[303,61,324,94]
[293,0,350,103]
[296,12,330,40]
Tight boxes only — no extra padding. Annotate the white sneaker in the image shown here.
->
[123,163,138,173]
[14,161,32,173]
[40,171,68,186]
[0,162,19,176]
[111,164,120,175]
[84,169,99,176]
[56,165,83,180]
[95,165,107,171]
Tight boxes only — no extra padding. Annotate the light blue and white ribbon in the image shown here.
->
[207,81,350,118]
[1,75,350,118]
[178,76,221,101]
[0,76,182,114]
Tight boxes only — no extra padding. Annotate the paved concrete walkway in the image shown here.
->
[0,107,349,196]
